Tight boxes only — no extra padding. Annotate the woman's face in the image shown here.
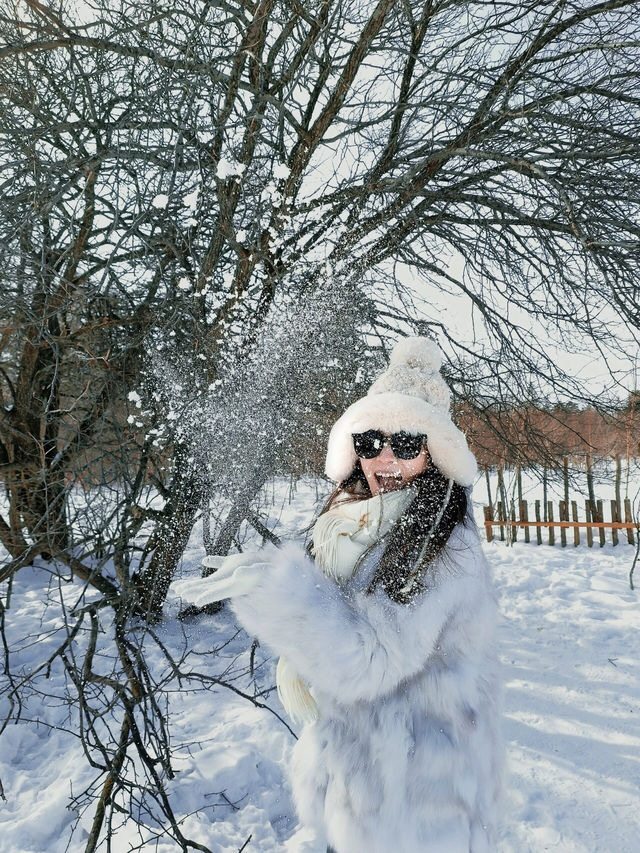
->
[359,440,431,496]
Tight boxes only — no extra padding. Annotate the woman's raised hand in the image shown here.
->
[171,552,268,607]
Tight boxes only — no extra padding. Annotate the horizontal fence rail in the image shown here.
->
[483,499,638,547]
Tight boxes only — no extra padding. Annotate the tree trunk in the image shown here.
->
[135,446,204,620]
[207,481,267,570]
[586,452,600,522]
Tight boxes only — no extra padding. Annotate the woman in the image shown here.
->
[180,337,502,853]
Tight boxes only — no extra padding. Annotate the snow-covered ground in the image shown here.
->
[1,476,639,852]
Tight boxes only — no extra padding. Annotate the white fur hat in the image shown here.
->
[325,337,477,487]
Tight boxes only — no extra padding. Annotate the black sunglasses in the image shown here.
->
[352,430,426,460]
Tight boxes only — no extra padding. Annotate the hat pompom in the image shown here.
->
[368,337,451,412]
[389,336,442,372]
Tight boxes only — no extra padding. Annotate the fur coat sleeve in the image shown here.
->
[231,522,493,705]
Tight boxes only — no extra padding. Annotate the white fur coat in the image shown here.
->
[231,519,502,853]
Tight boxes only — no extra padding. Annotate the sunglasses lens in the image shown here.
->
[352,430,385,458]
[389,432,424,459]
[352,431,425,460]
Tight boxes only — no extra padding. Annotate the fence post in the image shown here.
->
[585,500,593,547]
[611,500,619,546]
[520,500,530,544]
[597,499,605,547]
[559,500,567,547]
[624,498,634,545]
[484,506,494,543]
[510,501,517,542]
[535,500,542,545]
[571,501,580,547]
[548,502,555,546]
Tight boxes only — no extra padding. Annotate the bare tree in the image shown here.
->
[2,0,639,601]
[1,0,640,849]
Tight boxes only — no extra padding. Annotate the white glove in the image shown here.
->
[171,552,267,607]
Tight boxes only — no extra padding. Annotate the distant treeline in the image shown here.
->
[455,393,639,471]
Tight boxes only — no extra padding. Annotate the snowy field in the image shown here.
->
[1,475,640,852]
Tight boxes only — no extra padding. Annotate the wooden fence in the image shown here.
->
[483,499,638,547]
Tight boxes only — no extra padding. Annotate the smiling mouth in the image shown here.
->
[375,473,404,492]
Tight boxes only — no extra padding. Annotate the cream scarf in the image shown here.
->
[276,487,415,724]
